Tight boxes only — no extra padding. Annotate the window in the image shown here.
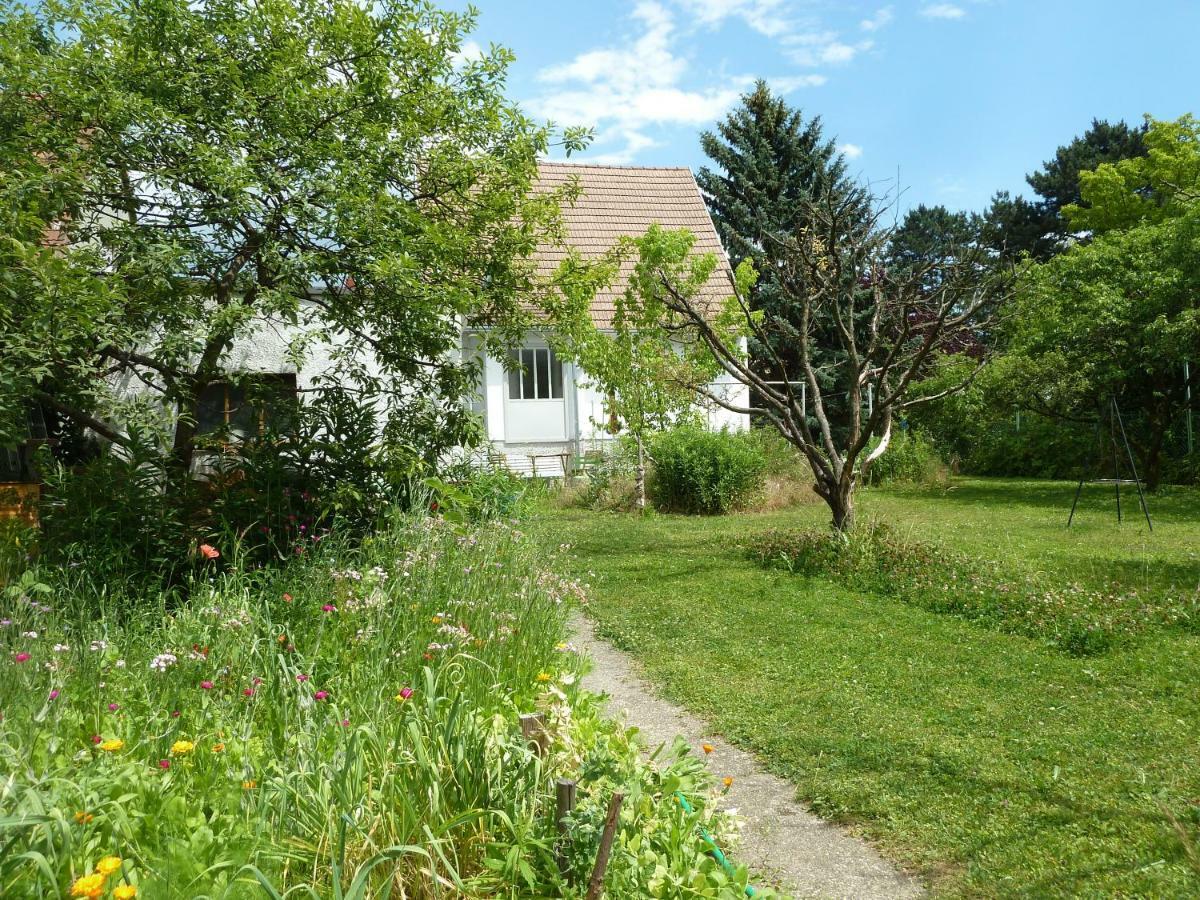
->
[507,348,563,400]
[196,374,298,442]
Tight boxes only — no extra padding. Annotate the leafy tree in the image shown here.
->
[1004,117,1200,489]
[551,237,718,512]
[887,204,981,282]
[0,0,584,501]
[696,81,869,380]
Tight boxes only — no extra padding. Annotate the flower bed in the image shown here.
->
[0,515,763,898]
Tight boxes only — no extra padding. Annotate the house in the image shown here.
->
[464,162,750,476]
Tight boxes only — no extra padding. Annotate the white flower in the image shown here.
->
[20,631,37,639]
[52,643,70,653]
[89,640,107,652]
[115,659,126,669]
[149,652,178,672]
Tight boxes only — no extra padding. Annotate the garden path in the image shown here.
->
[573,614,923,900]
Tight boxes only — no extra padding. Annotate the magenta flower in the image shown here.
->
[158,759,170,770]
[340,719,350,727]
[91,734,102,744]
[252,677,263,686]
[321,604,336,613]
[108,703,120,711]
[48,689,59,700]
[170,710,181,718]
[200,680,214,690]
[243,688,255,697]
[314,690,329,701]
[399,686,414,701]
[295,674,309,683]
[14,652,30,664]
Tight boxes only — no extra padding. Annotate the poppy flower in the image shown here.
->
[199,544,220,560]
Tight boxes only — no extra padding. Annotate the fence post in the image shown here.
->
[519,712,548,756]
[555,778,577,881]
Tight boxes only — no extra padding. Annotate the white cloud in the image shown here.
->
[451,40,484,67]
[673,0,791,37]
[839,142,864,159]
[921,4,966,20]
[860,6,894,32]
[770,74,829,92]
[784,31,874,67]
[532,2,792,164]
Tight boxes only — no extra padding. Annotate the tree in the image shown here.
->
[981,118,1147,259]
[1003,116,1200,490]
[887,204,981,279]
[0,0,583,494]
[625,194,1008,530]
[550,241,715,512]
[696,81,869,381]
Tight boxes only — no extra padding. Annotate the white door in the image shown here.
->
[504,345,568,442]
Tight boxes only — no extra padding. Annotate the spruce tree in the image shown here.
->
[697,81,868,384]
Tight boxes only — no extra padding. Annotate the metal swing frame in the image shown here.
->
[1066,396,1153,531]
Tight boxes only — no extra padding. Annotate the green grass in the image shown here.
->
[539,478,1200,897]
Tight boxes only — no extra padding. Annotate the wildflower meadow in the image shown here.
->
[0,512,760,898]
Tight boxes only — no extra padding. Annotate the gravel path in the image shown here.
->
[573,614,923,900]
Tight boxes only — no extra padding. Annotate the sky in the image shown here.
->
[453,0,1200,214]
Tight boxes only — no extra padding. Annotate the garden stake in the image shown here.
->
[585,791,624,900]
[519,712,548,756]
[675,791,757,898]
[555,778,577,881]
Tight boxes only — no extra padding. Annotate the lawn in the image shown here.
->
[540,477,1200,897]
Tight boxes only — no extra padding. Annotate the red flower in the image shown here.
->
[158,759,170,770]
[243,688,255,697]
[13,652,30,664]
[199,544,220,560]
[282,593,293,603]
[200,681,214,690]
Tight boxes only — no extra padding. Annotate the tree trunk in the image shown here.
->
[635,432,646,514]
[814,473,856,532]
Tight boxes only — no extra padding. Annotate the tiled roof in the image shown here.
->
[532,161,735,328]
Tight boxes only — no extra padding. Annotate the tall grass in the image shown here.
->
[0,512,764,898]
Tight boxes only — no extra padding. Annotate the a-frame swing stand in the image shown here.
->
[1067,397,1153,531]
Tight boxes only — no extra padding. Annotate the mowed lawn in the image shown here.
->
[538,478,1200,898]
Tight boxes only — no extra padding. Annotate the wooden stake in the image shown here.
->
[585,792,624,900]
[519,712,548,756]
[555,778,577,881]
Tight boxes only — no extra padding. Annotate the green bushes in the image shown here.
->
[862,428,946,487]
[0,513,761,898]
[648,427,766,514]
[747,521,1200,655]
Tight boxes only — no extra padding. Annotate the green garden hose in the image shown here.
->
[675,791,757,897]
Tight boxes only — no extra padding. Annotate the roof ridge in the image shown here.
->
[537,159,695,173]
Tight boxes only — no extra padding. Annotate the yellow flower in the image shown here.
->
[211,742,225,753]
[95,856,123,876]
[170,740,195,755]
[74,811,94,824]
[535,672,552,683]
[722,776,734,789]
[431,615,443,624]
[242,779,257,790]
[114,886,138,899]
[70,873,106,898]
[98,739,125,752]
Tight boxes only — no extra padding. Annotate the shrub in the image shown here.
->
[572,440,642,511]
[862,428,947,487]
[648,427,766,514]
[746,428,821,509]
[747,522,1200,655]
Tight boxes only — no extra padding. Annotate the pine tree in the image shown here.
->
[696,81,868,383]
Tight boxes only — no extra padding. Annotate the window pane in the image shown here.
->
[550,351,563,399]
[227,384,256,437]
[196,384,227,435]
[532,349,547,399]
[521,349,535,399]
[508,350,522,399]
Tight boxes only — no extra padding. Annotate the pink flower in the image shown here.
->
[295,674,309,683]
[91,734,102,744]
[314,690,329,701]
[158,759,170,770]
[398,686,414,701]
[108,703,119,711]
[321,604,336,613]
[243,688,255,697]
[282,593,293,603]
[340,719,350,727]
[170,710,181,718]
[14,652,30,664]
[252,677,263,685]
[48,689,59,700]
[200,680,214,690]
[199,544,220,560]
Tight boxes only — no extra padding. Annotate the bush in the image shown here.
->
[747,522,1200,656]
[862,428,947,487]
[0,514,766,898]
[745,428,822,509]
[648,427,766,514]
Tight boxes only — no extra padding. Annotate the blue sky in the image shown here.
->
[455,1,1199,214]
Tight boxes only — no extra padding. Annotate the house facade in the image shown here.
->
[466,162,749,476]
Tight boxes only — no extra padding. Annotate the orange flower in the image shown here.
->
[212,742,225,753]
[74,810,94,825]
[701,743,715,755]
[70,873,106,898]
[198,544,220,560]
[114,886,138,899]
[722,776,734,789]
[242,779,257,790]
